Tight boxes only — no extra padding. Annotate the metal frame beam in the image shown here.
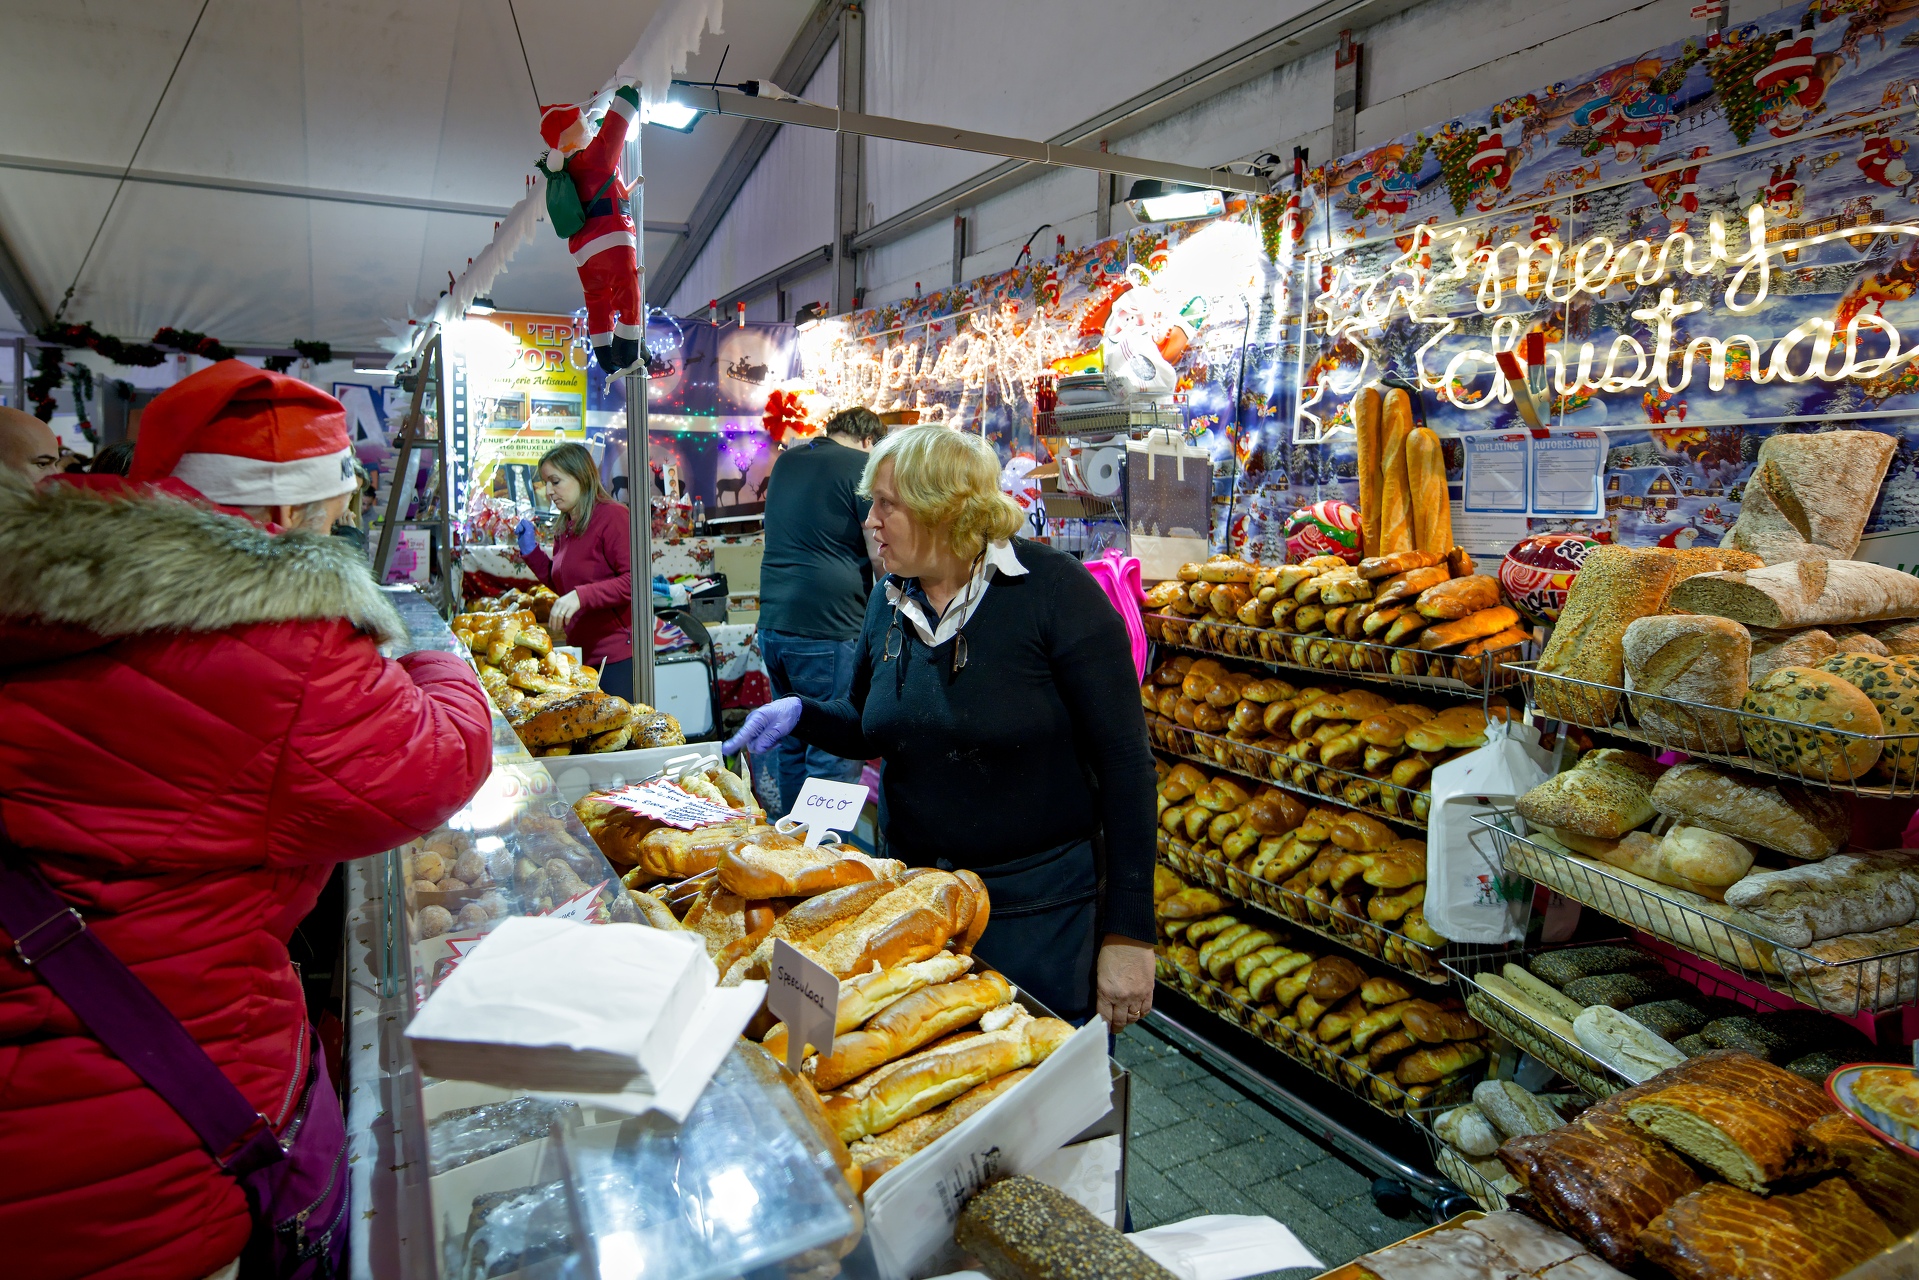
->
[650,0,840,306]
[698,91,1267,192]
[0,152,684,232]
[832,2,864,312]
[845,0,1422,254]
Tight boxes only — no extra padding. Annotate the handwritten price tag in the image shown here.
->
[783,777,871,848]
[599,779,741,829]
[768,939,839,1073]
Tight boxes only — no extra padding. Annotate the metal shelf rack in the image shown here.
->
[1144,612,1535,704]
[1158,844,1452,984]
[1150,725,1429,830]
[1512,660,1919,798]
[1472,814,1919,1020]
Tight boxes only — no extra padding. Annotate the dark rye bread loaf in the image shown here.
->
[956,1177,1176,1279]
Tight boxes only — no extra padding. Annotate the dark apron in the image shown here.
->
[937,837,1100,1024]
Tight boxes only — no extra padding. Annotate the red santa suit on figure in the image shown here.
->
[1860,132,1913,191]
[541,85,643,376]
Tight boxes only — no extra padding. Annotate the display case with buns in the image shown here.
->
[345,590,1131,1280]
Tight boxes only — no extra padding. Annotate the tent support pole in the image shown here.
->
[626,126,655,710]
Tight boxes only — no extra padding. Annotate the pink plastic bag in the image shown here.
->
[1086,549,1149,681]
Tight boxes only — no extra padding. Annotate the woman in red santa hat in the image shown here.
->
[0,359,493,1280]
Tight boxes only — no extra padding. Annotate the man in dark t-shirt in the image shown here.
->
[754,407,886,810]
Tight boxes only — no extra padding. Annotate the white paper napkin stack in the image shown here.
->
[406,915,746,1103]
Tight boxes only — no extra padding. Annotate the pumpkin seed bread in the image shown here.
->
[1739,665,1884,781]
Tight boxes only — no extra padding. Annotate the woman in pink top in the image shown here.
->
[515,443,634,695]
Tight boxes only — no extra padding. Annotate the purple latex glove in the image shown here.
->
[515,519,539,555]
[724,696,802,755]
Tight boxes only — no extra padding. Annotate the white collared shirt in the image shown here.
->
[884,539,1028,646]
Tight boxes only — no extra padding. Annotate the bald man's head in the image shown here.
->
[0,408,60,482]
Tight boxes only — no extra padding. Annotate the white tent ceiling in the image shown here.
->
[0,0,816,350]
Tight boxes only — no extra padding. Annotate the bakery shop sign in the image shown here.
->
[1301,203,1919,430]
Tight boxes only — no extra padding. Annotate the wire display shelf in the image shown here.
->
[1144,612,1534,701]
[1158,844,1452,983]
[1150,723,1428,829]
[1151,959,1482,1118]
[1408,1092,1580,1214]
[1512,661,1919,798]
[1473,813,1919,1017]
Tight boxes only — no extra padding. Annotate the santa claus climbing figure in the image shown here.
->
[541,83,643,378]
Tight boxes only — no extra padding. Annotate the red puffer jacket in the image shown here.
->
[0,473,493,1280]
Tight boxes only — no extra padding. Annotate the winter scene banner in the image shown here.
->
[1292,0,1919,553]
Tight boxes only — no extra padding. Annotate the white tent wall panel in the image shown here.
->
[859,0,1306,226]
[847,0,1743,310]
[665,43,839,314]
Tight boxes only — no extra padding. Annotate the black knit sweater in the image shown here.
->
[794,539,1157,944]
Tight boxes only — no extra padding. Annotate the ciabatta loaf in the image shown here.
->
[1670,559,1919,628]
[1642,759,1849,859]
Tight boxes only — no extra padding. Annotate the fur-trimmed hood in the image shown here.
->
[0,468,405,667]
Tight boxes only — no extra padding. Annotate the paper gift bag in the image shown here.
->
[1127,432,1210,580]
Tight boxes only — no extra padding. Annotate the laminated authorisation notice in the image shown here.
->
[1462,428,1605,519]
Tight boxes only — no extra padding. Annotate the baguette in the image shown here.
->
[850,1067,1032,1186]
[801,953,977,1044]
[1573,1005,1687,1082]
[1355,387,1384,558]
[1498,963,1585,1022]
[1406,427,1452,555]
[823,1012,1071,1142]
[1378,388,1416,555]
[1474,972,1579,1041]
[808,971,1013,1089]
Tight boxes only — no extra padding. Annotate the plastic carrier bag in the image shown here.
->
[1425,719,1552,944]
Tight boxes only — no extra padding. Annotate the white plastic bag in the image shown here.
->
[1425,719,1553,944]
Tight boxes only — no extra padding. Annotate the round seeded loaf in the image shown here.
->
[1741,665,1885,781]
[1816,652,1919,785]
[1622,615,1751,752]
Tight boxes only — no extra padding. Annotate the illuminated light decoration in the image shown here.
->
[1296,202,1919,436]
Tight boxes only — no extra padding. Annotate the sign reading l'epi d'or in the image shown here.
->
[783,777,870,848]
[768,939,839,1074]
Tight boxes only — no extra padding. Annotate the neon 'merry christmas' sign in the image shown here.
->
[1299,204,1919,433]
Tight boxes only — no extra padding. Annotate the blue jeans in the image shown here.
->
[757,627,865,814]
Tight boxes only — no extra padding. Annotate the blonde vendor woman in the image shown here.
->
[727,426,1157,1028]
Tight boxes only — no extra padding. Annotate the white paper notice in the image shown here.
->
[1128,1215,1322,1280]
[768,939,839,1073]
[785,776,870,847]
[1451,508,1533,563]
[1462,431,1529,514]
[1530,429,1605,517]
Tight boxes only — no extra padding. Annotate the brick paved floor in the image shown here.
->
[1116,1022,1420,1278]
